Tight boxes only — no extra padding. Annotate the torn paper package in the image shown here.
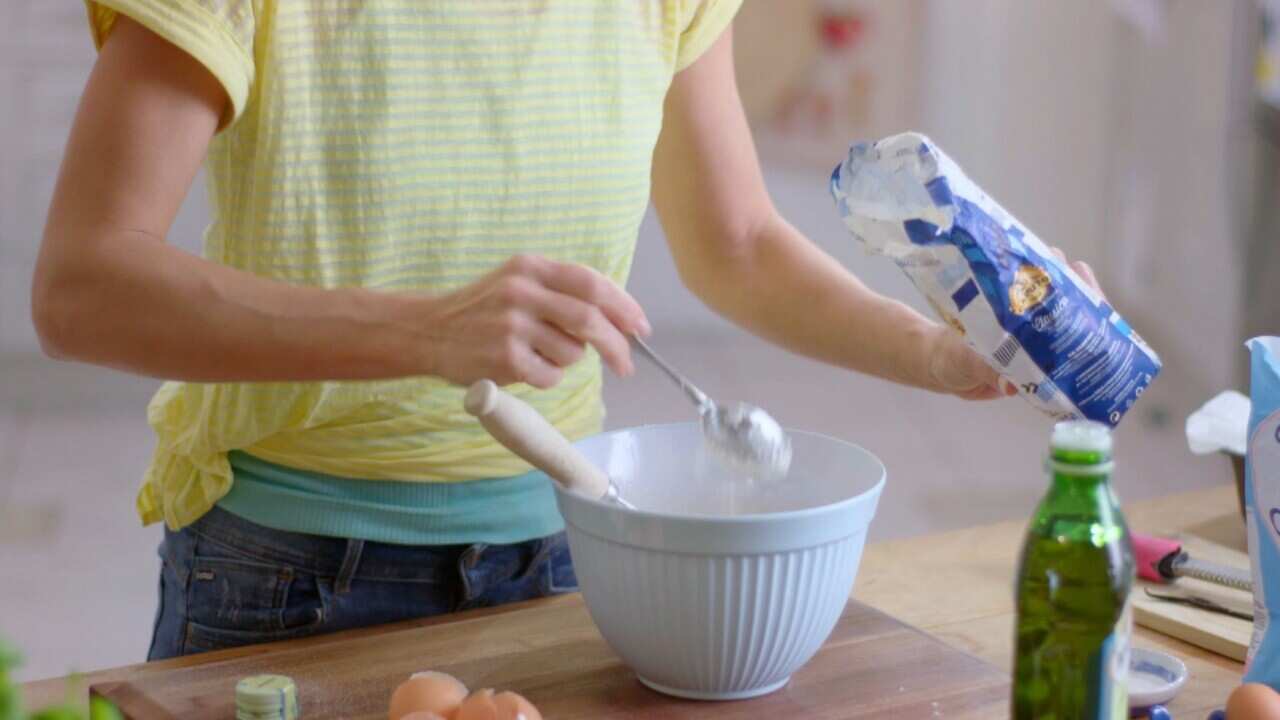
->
[1186,390,1251,457]
[830,132,1162,427]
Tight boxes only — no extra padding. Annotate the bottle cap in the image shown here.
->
[235,674,299,720]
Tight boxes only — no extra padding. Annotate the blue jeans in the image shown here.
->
[147,506,578,659]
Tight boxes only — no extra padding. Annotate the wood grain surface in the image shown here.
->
[89,599,1007,719]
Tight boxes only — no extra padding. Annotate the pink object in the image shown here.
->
[819,15,865,49]
[1132,532,1182,583]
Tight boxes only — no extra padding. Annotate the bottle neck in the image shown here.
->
[1039,464,1124,545]
[1046,449,1114,496]
[1050,470,1112,494]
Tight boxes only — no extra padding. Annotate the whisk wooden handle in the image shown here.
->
[464,380,610,500]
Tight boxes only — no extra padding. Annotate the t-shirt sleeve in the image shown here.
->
[674,0,743,72]
[84,0,256,127]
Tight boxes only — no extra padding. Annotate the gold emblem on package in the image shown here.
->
[1009,264,1051,315]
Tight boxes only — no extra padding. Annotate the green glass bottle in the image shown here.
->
[1012,420,1135,719]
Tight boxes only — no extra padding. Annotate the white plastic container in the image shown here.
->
[553,423,885,700]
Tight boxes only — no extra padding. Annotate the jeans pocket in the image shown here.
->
[182,555,326,655]
[184,618,325,655]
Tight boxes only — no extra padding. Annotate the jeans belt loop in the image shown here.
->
[519,535,555,580]
[336,539,365,595]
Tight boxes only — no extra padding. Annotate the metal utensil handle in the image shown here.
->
[1144,588,1254,621]
[631,335,709,409]
[1171,556,1254,593]
[464,380,611,501]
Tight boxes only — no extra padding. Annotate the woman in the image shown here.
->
[32,1,1085,659]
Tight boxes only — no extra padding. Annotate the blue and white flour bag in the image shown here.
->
[1245,337,1280,686]
[830,132,1161,426]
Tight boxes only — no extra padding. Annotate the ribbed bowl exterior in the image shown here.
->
[564,527,869,699]
[554,425,885,700]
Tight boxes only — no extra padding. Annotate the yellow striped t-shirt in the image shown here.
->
[84,0,742,530]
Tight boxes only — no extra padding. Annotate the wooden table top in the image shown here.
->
[22,484,1245,717]
[85,599,1009,719]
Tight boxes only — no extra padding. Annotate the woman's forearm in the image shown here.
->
[32,229,431,382]
[680,212,940,391]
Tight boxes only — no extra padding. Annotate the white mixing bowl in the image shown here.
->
[553,423,885,700]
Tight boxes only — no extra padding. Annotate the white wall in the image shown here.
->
[1102,0,1254,393]
[917,1,1115,264]
[914,0,1248,398]
[0,2,206,356]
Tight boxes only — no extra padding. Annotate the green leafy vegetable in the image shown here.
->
[0,639,25,720]
[87,699,122,720]
[27,708,81,720]
[0,638,121,720]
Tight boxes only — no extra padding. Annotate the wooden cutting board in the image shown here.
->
[91,596,1009,719]
[1132,534,1253,661]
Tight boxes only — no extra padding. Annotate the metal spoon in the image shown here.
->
[631,335,792,483]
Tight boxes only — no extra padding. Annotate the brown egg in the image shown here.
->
[389,671,469,720]
[1228,683,1280,720]
[492,691,542,720]
[454,689,543,720]
[399,714,448,720]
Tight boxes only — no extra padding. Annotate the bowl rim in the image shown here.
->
[554,423,886,524]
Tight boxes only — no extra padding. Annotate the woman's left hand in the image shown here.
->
[920,325,1010,401]
[925,249,1102,401]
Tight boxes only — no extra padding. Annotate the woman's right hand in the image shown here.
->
[418,255,651,389]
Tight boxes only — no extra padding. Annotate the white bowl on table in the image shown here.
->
[552,423,885,701]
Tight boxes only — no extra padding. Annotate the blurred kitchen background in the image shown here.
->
[1,0,1273,682]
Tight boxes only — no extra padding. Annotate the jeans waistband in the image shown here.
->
[183,506,466,583]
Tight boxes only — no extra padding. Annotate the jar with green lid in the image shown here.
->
[235,674,299,720]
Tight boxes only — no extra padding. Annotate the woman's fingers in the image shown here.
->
[1049,246,1104,295]
[513,344,565,389]
[486,254,649,378]
[529,322,586,368]
[525,283,634,376]
[1072,260,1103,295]
[532,258,651,336]
[494,255,647,377]
[928,327,1000,394]
[958,384,1003,401]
